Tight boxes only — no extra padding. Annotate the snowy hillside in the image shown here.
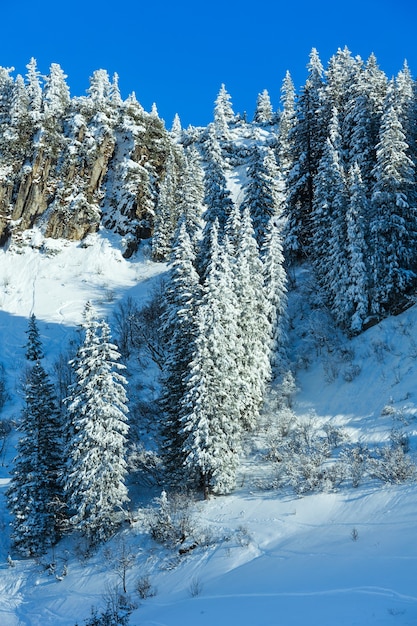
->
[1,232,417,625]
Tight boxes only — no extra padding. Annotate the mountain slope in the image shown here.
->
[0,234,417,625]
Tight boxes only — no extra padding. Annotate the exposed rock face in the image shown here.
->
[0,73,173,253]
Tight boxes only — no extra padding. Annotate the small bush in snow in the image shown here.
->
[136,575,157,599]
[368,445,417,484]
[339,445,369,488]
[148,491,196,549]
[188,577,203,597]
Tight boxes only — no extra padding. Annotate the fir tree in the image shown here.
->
[241,145,282,248]
[160,221,201,479]
[234,206,271,430]
[64,304,129,543]
[213,84,234,139]
[152,149,181,261]
[253,89,273,124]
[7,361,63,556]
[42,63,70,120]
[262,217,288,374]
[346,163,370,333]
[311,108,351,325]
[180,221,241,496]
[25,57,42,123]
[278,71,296,178]
[285,48,325,258]
[25,314,44,361]
[198,125,234,277]
[370,83,417,313]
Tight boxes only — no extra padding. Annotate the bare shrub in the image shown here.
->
[136,575,157,599]
[368,446,417,484]
[148,491,196,549]
[189,577,203,597]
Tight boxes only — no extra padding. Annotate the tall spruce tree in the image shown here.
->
[370,83,417,313]
[160,221,201,480]
[180,221,241,496]
[346,163,370,333]
[7,360,63,556]
[241,146,282,249]
[262,217,288,374]
[278,71,296,179]
[64,304,129,543]
[213,84,234,139]
[25,313,44,361]
[253,89,273,124]
[285,48,325,258]
[234,206,271,430]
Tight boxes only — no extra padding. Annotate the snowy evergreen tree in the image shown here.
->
[346,163,370,333]
[213,83,234,139]
[198,125,234,277]
[64,303,129,543]
[152,148,181,261]
[180,221,241,496]
[396,61,417,166]
[160,221,202,479]
[25,314,44,361]
[42,63,70,120]
[262,216,288,374]
[110,72,122,107]
[87,69,112,106]
[311,108,351,325]
[170,113,182,143]
[278,71,296,178]
[7,361,63,556]
[253,89,273,124]
[234,206,271,430]
[176,146,205,243]
[25,57,42,123]
[370,83,417,313]
[241,145,282,248]
[285,48,325,257]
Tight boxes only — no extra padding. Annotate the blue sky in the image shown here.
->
[1,0,416,128]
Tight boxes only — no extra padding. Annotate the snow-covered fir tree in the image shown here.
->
[25,313,44,361]
[180,221,242,496]
[213,83,234,139]
[64,303,129,543]
[241,145,282,248]
[253,89,273,124]
[159,221,202,480]
[152,148,182,261]
[234,206,271,430]
[285,48,325,258]
[277,71,296,178]
[345,163,370,333]
[7,360,63,556]
[370,83,417,314]
[262,216,288,374]
[197,125,234,277]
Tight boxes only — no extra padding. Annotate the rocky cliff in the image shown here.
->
[0,65,176,257]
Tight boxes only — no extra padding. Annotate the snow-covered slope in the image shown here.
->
[1,232,417,626]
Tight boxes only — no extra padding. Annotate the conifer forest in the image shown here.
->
[1,45,417,574]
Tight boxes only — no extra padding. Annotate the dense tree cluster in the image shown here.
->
[283,48,417,332]
[5,47,417,553]
[7,308,129,555]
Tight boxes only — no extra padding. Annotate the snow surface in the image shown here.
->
[1,230,417,625]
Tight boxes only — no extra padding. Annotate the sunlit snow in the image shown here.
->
[1,230,417,625]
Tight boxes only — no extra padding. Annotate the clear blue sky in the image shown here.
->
[1,0,416,128]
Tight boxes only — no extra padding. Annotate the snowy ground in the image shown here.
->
[1,231,417,625]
